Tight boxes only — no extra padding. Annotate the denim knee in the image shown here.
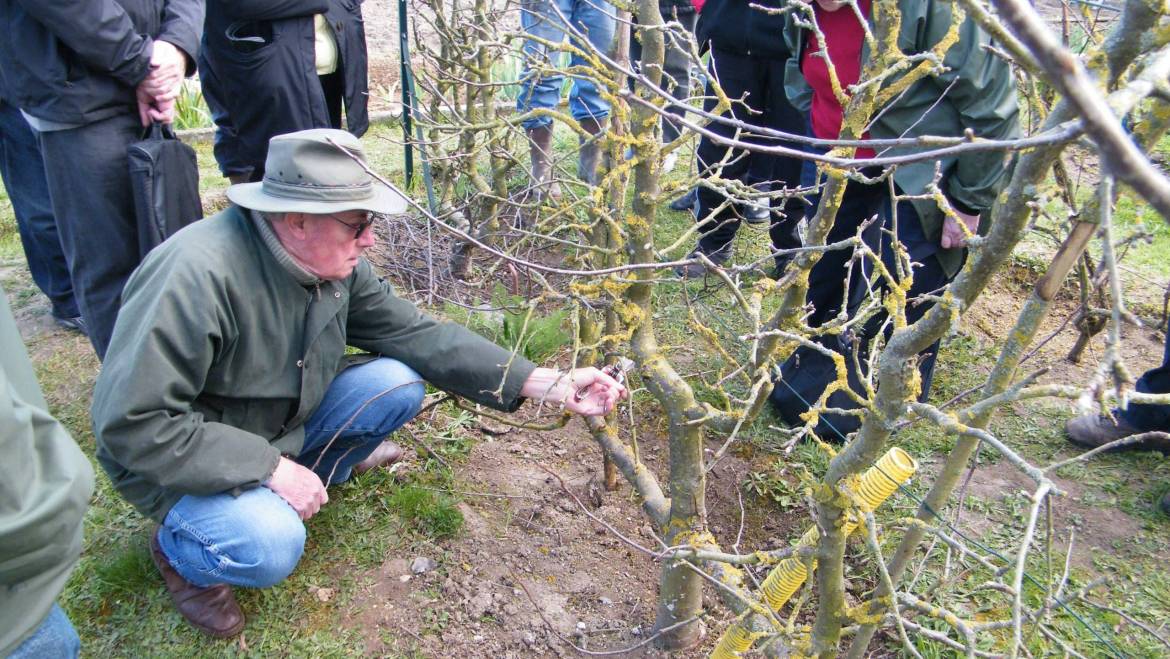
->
[162,489,307,589]
[231,509,307,588]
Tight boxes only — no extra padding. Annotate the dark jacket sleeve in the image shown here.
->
[159,0,205,75]
[344,261,537,412]
[936,14,1020,213]
[12,0,153,87]
[219,0,330,22]
[782,14,813,113]
[92,255,282,498]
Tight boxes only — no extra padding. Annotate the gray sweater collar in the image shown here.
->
[250,209,322,287]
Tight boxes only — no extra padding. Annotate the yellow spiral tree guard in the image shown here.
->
[711,447,919,658]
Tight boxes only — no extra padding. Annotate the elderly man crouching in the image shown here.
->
[91,129,626,638]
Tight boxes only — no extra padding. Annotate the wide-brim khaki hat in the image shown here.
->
[227,128,408,215]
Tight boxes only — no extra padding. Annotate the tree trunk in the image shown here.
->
[653,419,707,649]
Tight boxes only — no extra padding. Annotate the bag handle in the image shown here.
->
[141,121,178,141]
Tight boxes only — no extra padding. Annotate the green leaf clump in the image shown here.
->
[389,484,464,538]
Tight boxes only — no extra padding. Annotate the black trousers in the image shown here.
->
[694,48,806,267]
[1123,323,1170,430]
[319,69,345,133]
[771,177,955,439]
[39,112,145,359]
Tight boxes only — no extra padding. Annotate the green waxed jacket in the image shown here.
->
[784,0,1020,273]
[93,207,536,523]
[0,287,95,655]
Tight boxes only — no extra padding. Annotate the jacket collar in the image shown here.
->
[249,209,323,288]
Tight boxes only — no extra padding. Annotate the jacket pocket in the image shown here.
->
[225,20,276,55]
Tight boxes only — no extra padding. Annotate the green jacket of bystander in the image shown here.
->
[0,287,95,655]
[784,0,1021,275]
[92,206,536,523]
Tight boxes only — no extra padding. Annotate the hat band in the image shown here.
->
[261,177,375,202]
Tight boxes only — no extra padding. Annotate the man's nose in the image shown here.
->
[357,224,377,248]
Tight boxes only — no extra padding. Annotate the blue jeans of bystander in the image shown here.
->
[516,0,616,130]
[7,604,80,659]
[155,358,425,589]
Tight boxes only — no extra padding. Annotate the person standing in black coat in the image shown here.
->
[199,0,370,183]
[674,0,808,278]
[0,0,203,359]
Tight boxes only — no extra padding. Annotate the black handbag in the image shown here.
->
[128,122,203,258]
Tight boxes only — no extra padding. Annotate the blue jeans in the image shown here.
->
[156,358,425,589]
[0,101,78,319]
[516,0,616,130]
[7,604,80,659]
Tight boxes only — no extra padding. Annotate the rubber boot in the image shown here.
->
[526,125,561,201]
[577,117,605,186]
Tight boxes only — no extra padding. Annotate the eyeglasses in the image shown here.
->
[323,211,375,240]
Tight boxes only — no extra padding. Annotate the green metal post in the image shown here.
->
[398,0,414,186]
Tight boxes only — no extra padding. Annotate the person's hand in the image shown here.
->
[265,457,329,520]
[940,208,980,249]
[139,40,187,103]
[520,366,628,417]
[136,92,175,126]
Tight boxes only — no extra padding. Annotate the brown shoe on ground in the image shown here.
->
[150,530,245,638]
[1063,413,1170,454]
[354,440,406,474]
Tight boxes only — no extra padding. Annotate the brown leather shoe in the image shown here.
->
[1064,413,1170,454]
[150,530,245,638]
[354,440,406,474]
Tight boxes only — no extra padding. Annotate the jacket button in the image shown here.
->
[334,291,341,298]
[296,359,304,367]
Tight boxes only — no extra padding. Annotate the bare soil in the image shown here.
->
[957,265,1164,568]
[346,415,778,658]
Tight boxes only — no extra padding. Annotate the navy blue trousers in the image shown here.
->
[1122,326,1170,431]
[38,112,144,358]
[0,101,78,319]
[771,176,954,439]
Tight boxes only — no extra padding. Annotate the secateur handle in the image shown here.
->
[573,357,634,402]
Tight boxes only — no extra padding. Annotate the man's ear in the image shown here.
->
[284,212,310,239]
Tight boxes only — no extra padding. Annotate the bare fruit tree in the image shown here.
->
[384,0,1170,654]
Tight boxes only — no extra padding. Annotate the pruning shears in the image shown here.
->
[573,357,634,403]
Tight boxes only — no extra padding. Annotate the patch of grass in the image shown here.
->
[173,80,212,131]
[388,484,464,538]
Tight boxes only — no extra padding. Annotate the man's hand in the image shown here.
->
[520,366,628,417]
[136,87,176,126]
[135,40,186,126]
[265,457,328,520]
[940,208,981,249]
[140,40,187,102]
